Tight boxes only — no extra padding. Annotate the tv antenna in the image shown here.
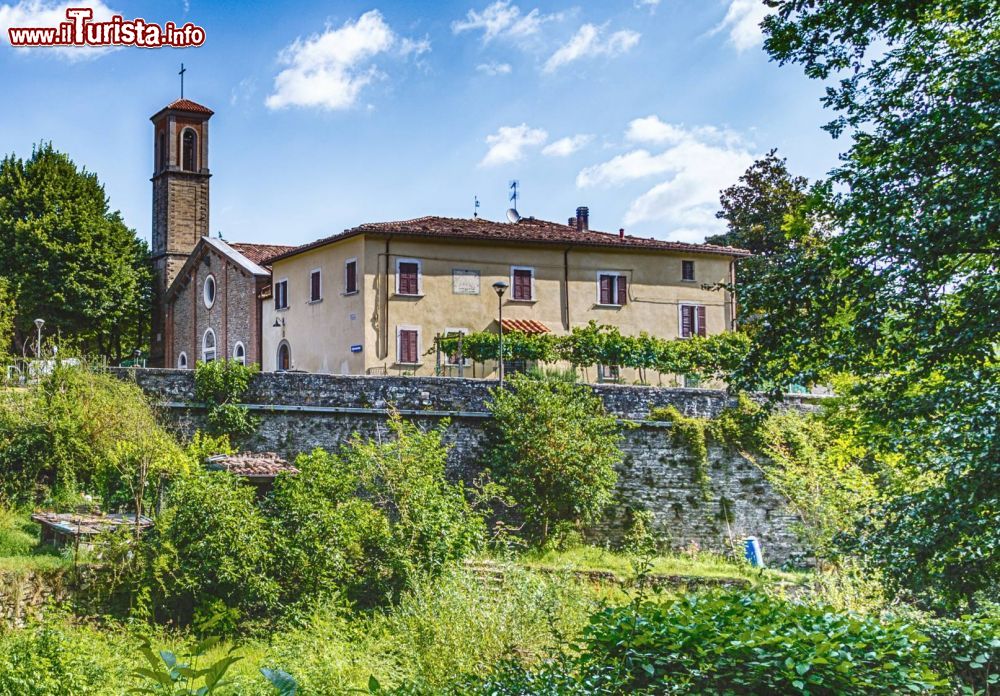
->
[508,180,519,212]
[473,195,480,219]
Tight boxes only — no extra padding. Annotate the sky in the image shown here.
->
[0,0,844,247]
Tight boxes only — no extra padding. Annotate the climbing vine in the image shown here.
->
[437,321,750,382]
[193,360,260,444]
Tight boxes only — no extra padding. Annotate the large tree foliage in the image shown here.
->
[746,1,1000,607]
[0,143,151,360]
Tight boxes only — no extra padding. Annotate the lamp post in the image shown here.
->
[33,318,44,359]
[492,281,508,387]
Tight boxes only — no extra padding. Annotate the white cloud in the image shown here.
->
[711,0,768,52]
[634,0,660,11]
[266,10,426,111]
[542,134,592,157]
[626,115,744,148]
[577,120,754,242]
[480,123,548,167]
[452,1,559,43]
[476,60,511,75]
[543,23,640,73]
[0,0,118,60]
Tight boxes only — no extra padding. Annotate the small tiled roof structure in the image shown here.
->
[206,452,299,479]
[163,98,214,115]
[229,242,297,269]
[263,216,751,265]
[501,318,550,334]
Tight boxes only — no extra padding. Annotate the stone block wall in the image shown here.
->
[118,369,817,565]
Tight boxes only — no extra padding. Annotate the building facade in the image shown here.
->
[260,211,747,381]
[163,237,292,369]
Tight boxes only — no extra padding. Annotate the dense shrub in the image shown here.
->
[487,373,624,544]
[269,412,483,608]
[142,470,279,628]
[463,590,945,695]
[920,609,1000,694]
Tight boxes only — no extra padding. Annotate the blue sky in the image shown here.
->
[0,0,842,247]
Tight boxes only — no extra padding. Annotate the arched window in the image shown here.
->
[182,129,197,171]
[233,342,246,365]
[203,274,216,309]
[177,352,188,369]
[202,328,217,362]
[276,341,290,372]
[158,131,166,172]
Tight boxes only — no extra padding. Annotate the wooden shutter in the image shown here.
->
[599,275,612,304]
[513,269,532,300]
[346,261,357,293]
[400,330,418,363]
[682,260,695,281]
[399,263,418,294]
[697,305,707,337]
[681,305,693,337]
[616,275,627,306]
[311,271,321,301]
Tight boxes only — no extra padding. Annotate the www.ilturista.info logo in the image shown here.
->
[7,8,205,49]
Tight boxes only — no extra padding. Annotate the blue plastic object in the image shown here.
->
[744,537,764,568]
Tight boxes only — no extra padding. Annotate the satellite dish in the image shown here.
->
[506,208,522,223]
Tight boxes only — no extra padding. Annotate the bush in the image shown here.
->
[464,590,945,695]
[920,609,1000,694]
[141,470,279,628]
[270,412,483,609]
[193,360,259,443]
[487,373,625,544]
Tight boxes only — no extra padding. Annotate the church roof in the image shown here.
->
[230,242,296,268]
[263,215,750,265]
[164,236,272,303]
[150,98,214,120]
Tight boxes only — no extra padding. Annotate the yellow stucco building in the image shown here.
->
[260,211,748,382]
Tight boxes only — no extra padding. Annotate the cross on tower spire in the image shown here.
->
[178,63,186,98]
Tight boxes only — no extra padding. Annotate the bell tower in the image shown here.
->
[149,97,213,367]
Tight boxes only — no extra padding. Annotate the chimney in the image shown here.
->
[619,228,625,239]
[575,206,589,232]
[568,217,576,227]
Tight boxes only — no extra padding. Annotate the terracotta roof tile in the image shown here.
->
[501,319,550,334]
[230,242,297,267]
[165,98,214,115]
[264,216,750,264]
[207,452,299,478]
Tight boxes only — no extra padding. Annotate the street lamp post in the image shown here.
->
[33,319,44,359]
[492,281,508,387]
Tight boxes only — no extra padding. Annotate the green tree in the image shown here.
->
[486,373,625,544]
[0,279,14,367]
[0,143,151,360]
[748,1,1000,607]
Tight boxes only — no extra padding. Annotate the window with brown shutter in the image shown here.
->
[274,280,288,310]
[681,305,694,337]
[680,304,707,337]
[682,260,695,282]
[398,262,419,295]
[398,329,419,364]
[512,268,533,300]
[345,260,358,294]
[599,275,612,304]
[310,270,322,302]
[599,274,628,306]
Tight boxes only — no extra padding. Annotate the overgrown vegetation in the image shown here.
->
[486,373,625,545]
[193,359,260,443]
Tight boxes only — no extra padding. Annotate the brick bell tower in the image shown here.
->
[149,97,213,367]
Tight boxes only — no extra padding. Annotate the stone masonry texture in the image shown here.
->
[118,369,818,566]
